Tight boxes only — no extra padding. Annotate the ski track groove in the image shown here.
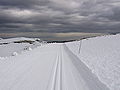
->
[50,46,60,90]
[61,45,68,90]
[63,44,109,90]
[60,45,62,90]
[0,44,110,90]
[45,47,58,90]
[62,44,78,90]
[50,45,63,90]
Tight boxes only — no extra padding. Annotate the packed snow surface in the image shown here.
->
[0,43,108,90]
[0,35,120,90]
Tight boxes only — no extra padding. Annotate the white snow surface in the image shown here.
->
[0,35,119,90]
[66,34,120,90]
[0,43,109,90]
[0,37,44,57]
[0,37,36,43]
[0,43,31,57]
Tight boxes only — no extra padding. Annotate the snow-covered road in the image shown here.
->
[0,44,109,90]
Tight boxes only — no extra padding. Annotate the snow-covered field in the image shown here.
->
[0,34,119,90]
[0,37,46,57]
[66,34,120,90]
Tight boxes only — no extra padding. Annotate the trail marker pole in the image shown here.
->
[78,40,82,54]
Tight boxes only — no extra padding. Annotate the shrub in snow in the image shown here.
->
[35,38,40,41]
[12,52,18,56]
[24,47,28,50]
[24,47,32,51]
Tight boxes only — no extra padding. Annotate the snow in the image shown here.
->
[0,43,31,57]
[0,37,35,43]
[0,35,119,90]
[27,47,32,51]
[12,52,18,56]
[66,34,120,90]
[0,37,45,57]
[0,43,108,90]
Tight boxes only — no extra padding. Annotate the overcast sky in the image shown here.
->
[0,0,120,33]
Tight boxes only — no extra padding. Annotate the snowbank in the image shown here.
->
[66,34,120,90]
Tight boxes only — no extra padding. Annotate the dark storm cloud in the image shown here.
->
[0,0,120,33]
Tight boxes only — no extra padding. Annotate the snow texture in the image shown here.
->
[0,37,44,57]
[0,43,109,90]
[66,34,120,90]
[0,35,119,90]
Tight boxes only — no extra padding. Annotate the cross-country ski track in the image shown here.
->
[0,43,109,90]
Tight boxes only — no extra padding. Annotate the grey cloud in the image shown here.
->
[0,0,120,33]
